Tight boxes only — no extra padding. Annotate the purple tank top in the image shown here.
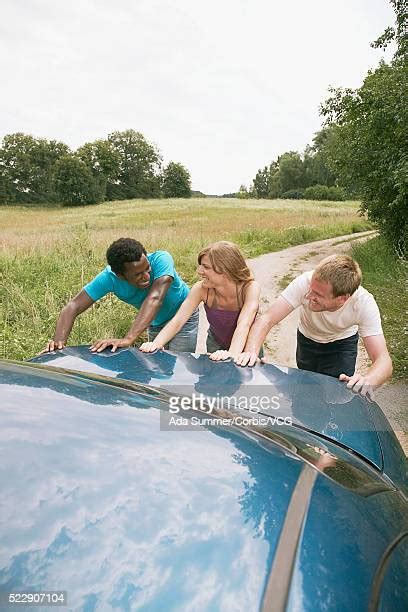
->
[204,287,242,349]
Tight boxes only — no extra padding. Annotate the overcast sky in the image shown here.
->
[1,0,395,194]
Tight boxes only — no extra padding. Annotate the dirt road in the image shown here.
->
[197,230,408,453]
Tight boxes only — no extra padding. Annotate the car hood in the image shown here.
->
[1,359,407,611]
[32,346,392,471]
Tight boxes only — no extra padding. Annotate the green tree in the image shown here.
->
[370,0,407,59]
[268,162,282,198]
[0,166,13,203]
[106,130,162,200]
[252,161,281,198]
[0,133,69,203]
[252,166,270,198]
[321,1,407,251]
[252,154,307,199]
[237,184,251,199]
[277,152,306,192]
[303,127,338,188]
[53,155,101,205]
[77,139,120,202]
[162,162,191,197]
[77,139,120,179]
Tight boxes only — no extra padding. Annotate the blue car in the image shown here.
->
[0,346,407,611]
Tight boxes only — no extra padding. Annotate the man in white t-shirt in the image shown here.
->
[236,255,392,399]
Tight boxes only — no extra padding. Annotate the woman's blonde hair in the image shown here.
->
[198,241,253,284]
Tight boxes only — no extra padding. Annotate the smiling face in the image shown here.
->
[119,255,151,289]
[306,275,350,312]
[197,254,225,288]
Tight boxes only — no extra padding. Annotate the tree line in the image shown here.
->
[244,1,406,252]
[0,129,192,205]
[320,0,406,253]
[245,126,345,201]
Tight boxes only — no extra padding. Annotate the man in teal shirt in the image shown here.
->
[41,238,198,353]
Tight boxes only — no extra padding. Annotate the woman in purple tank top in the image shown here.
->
[140,241,260,361]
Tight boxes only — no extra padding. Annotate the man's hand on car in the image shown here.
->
[339,372,375,401]
[38,340,66,355]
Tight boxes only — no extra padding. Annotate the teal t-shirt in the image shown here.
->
[83,251,189,326]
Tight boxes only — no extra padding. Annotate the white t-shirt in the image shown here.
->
[281,270,383,343]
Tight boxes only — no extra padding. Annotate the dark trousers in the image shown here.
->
[296,330,358,379]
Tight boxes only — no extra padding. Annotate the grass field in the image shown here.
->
[0,197,373,361]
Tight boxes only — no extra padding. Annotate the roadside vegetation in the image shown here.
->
[351,237,407,380]
[0,197,371,361]
[250,2,407,255]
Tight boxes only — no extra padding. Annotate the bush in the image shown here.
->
[281,189,305,199]
[327,186,346,201]
[304,185,330,200]
[303,184,346,201]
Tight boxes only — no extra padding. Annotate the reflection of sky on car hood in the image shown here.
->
[0,370,303,610]
[30,347,384,469]
[37,355,121,378]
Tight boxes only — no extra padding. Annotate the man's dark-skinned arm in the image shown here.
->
[90,275,173,353]
[39,290,95,354]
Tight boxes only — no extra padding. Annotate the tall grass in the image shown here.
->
[0,197,373,360]
[236,222,369,257]
[351,237,407,380]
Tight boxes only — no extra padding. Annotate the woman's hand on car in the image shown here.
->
[208,350,234,361]
[139,341,162,353]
